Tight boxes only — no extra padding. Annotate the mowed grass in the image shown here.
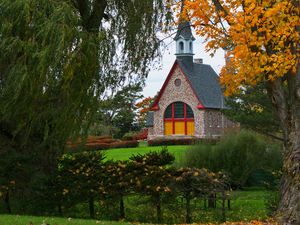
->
[0,188,272,224]
[104,142,189,162]
[0,215,131,225]
[200,188,271,223]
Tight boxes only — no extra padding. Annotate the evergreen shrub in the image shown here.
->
[181,130,282,188]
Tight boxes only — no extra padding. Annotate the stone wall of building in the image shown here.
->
[150,65,205,139]
[204,109,239,138]
[147,127,154,136]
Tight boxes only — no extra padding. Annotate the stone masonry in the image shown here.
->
[150,65,205,139]
[148,65,238,140]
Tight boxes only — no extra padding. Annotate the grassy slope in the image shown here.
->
[104,142,188,162]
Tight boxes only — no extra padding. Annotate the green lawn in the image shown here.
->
[104,142,189,162]
[198,187,272,223]
[0,188,272,224]
[0,215,131,225]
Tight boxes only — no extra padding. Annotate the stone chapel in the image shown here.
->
[145,18,236,140]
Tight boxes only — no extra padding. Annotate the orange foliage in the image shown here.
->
[183,0,299,95]
[135,96,154,125]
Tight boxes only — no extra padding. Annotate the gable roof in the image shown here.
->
[177,60,225,109]
[152,59,226,110]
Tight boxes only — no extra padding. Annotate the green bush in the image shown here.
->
[109,140,139,149]
[181,130,282,188]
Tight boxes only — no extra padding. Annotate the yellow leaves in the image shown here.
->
[63,188,69,195]
[249,104,264,113]
[164,187,171,192]
[184,0,299,95]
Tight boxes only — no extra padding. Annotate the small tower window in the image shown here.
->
[189,42,192,51]
[179,41,184,52]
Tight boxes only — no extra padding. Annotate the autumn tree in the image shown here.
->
[135,96,154,126]
[184,0,299,223]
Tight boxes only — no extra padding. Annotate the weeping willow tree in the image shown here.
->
[0,0,172,213]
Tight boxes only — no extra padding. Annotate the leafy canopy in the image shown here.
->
[185,0,299,95]
[0,0,172,143]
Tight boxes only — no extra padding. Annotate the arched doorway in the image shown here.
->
[164,102,195,135]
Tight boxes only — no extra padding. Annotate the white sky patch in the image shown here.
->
[143,37,226,97]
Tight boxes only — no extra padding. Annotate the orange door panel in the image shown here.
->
[187,121,195,135]
[174,121,185,135]
[164,121,173,135]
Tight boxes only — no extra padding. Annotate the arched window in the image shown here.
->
[164,102,195,135]
[179,41,184,53]
[189,41,193,52]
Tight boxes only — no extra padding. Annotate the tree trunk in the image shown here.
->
[277,117,300,224]
[155,193,162,224]
[58,203,62,216]
[185,193,191,223]
[221,191,226,222]
[89,197,95,219]
[208,193,216,208]
[4,190,11,214]
[268,56,300,223]
[119,195,125,220]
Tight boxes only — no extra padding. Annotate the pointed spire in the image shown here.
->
[174,0,195,41]
[174,0,195,63]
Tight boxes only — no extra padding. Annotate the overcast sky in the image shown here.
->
[142,36,226,97]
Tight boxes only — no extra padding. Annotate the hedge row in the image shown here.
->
[57,149,229,224]
[147,138,219,146]
[66,136,138,152]
[110,140,139,148]
[122,128,148,141]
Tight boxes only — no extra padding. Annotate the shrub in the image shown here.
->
[84,143,110,151]
[133,128,148,140]
[148,138,219,146]
[130,147,175,166]
[87,136,112,141]
[66,136,114,151]
[110,140,139,149]
[86,139,116,144]
[122,132,137,141]
[57,151,106,217]
[181,130,283,188]
[148,138,196,146]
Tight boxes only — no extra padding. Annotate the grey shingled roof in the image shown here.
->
[177,59,226,109]
[174,21,195,41]
[145,111,154,127]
